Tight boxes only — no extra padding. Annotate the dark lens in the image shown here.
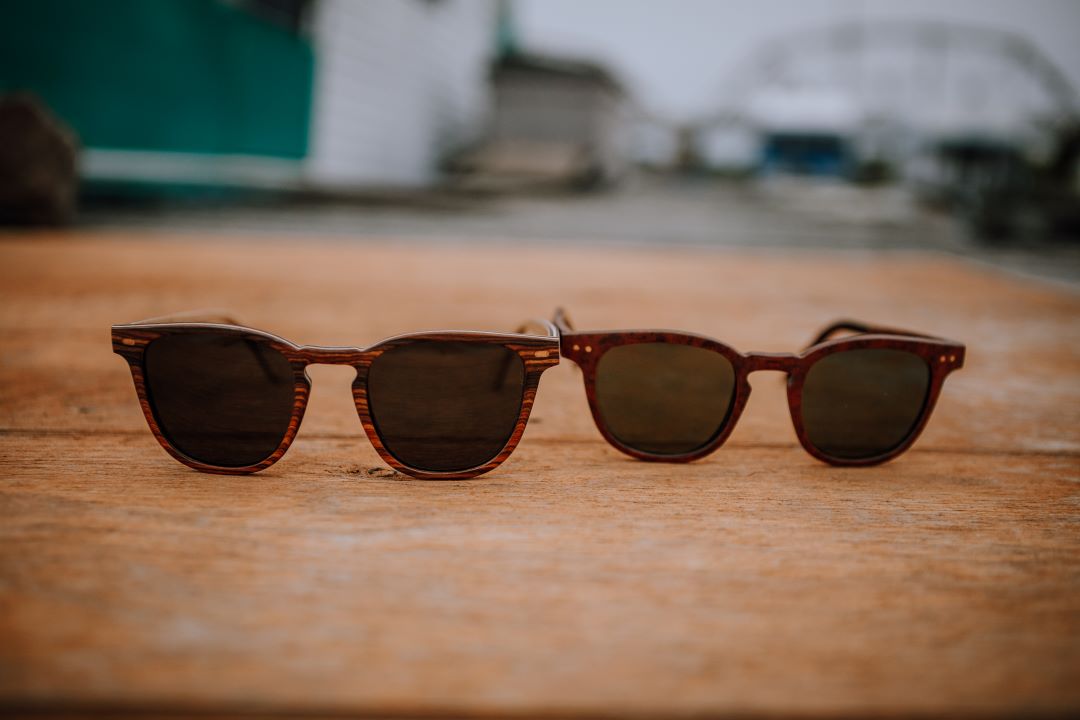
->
[802,349,930,460]
[595,342,736,455]
[367,341,525,473]
[144,333,296,467]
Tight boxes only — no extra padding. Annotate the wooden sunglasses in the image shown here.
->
[549,308,965,466]
[113,311,559,479]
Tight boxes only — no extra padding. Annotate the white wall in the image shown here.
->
[307,0,497,188]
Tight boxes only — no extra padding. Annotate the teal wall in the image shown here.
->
[0,0,314,159]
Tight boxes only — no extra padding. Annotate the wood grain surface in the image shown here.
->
[1,233,1078,718]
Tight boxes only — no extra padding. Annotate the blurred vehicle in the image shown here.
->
[750,89,860,178]
[910,126,1080,241]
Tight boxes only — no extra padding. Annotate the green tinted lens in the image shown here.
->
[595,342,736,455]
[802,348,930,460]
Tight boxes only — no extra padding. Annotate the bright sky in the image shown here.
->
[514,0,1080,122]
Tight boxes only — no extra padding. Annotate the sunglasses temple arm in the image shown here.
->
[804,319,949,350]
[490,317,559,391]
[805,320,874,348]
[512,318,559,338]
[551,307,575,333]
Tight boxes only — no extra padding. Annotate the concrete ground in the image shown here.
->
[79,174,1080,286]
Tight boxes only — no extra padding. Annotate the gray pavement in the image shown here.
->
[78,174,1080,286]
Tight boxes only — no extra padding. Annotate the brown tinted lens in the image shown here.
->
[367,341,525,473]
[144,333,296,467]
[595,342,736,455]
[802,348,930,460]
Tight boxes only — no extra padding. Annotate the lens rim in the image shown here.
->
[354,332,553,479]
[115,324,308,475]
[564,331,751,463]
[114,323,559,479]
[789,338,952,466]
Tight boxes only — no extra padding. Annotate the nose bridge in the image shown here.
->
[298,345,363,366]
[744,351,799,374]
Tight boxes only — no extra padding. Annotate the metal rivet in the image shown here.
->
[572,344,580,351]
[585,345,593,353]
[949,355,956,362]
[939,355,946,362]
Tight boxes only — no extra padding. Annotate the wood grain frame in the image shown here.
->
[112,320,559,480]
[551,308,966,466]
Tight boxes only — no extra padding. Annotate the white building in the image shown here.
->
[307,0,498,188]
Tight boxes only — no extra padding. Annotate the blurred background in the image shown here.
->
[2,0,1078,280]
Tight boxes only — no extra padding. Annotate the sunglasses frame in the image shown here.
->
[112,318,559,479]
[552,308,965,466]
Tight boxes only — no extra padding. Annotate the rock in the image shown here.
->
[0,93,79,225]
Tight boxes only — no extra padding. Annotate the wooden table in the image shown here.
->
[1,233,1078,717]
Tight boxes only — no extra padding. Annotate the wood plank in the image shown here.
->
[1,232,1078,717]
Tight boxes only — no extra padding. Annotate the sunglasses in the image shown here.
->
[112,312,559,479]
[551,308,965,466]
